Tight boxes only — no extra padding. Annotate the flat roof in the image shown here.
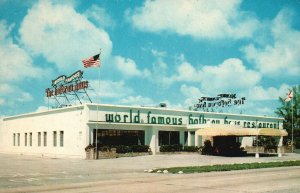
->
[2,103,283,121]
[86,103,283,120]
[3,104,85,121]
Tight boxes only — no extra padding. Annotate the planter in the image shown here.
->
[85,148,96,159]
[245,146,264,153]
[158,151,199,155]
[278,146,293,153]
[117,152,151,158]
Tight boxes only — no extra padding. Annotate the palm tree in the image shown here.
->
[275,85,300,148]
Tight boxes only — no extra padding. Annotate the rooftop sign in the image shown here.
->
[194,93,246,109]
[46,70,92,107]
[52,70,83,87]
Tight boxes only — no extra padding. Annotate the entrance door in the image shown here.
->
[213,136,244,156]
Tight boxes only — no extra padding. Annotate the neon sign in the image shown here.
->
[194,93,246,109]
[45,70,92,107]
[46,70,88,97]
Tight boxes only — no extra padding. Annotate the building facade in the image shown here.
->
[0,103,285,158]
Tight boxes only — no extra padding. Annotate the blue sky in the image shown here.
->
[0,0,299,117]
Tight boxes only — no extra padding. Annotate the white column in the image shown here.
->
[149,128,158,155]
[195,135,200,147]
[278,136,283,157]
[187,131,192,146]
[89,128,94,145]
[179,130,184,146]
[278,136,283,146]
[187,131,196,146]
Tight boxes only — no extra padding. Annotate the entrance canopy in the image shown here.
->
[259,128,288,136]
[194,124,288,137]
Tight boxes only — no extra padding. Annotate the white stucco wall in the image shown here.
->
[0,105,87,158]
[0,103,284,157]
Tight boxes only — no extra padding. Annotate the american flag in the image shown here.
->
[82,54,100,68]
[285,89,293,102]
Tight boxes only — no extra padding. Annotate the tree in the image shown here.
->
[275,85,300,148]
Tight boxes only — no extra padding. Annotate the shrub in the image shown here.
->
[183,146,200,152]
[295,137,300,149]
[116,145,149,154]
[99,146,111,152]
[131,145,149,152]
[160,144,183,152]
[85,144,94,151]
[201,140,214,155]
[116,145,130,153]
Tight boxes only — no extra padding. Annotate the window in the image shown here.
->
[43,132,47,147]
[29,133,32,146]
[60,131,64,147]
[158,131,180,146]
[94,129,145,146]
[25,133,27,146]
[38,132,41,146]
[17,133,20,146]
[13,133,16,146]
[53,131,57,147]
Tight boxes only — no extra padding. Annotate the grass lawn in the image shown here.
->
[152,160,300,174]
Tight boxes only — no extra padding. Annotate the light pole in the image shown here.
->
[255,119,259,158]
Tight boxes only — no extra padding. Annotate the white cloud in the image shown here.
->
[119,95,154,106]
[150,57,201,86]
[180,84,205,107]
[0,19,12,40]
[0,98,4,105]
[35,106,49,112]
[181,84,205,98]
[256,107,273,115]
[151,49,166,57]
[89,80,134,99]
[0,20,44,110]
[0,20,44,82]
[173,62,201,82]
[151,58,170,86]
[17,92,33,102]
[0,83,13,93]
[247,84,290,101]
[149,55,260,93]
[19,0,112,72]
[127,0,259,39]
[242,9,300,76]
[114,56,150,77]
[0,86,34,107]
[84,4,115,28]
[200,58,261,93]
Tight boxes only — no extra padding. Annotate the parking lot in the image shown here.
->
[0,152,300,192]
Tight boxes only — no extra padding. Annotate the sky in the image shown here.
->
[0,0,299,117]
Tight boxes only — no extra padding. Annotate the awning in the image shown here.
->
[259,128,288,136]
[195,125,257,136]
[195,124,288,137]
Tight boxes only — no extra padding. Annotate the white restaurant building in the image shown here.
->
[0,103,287,158]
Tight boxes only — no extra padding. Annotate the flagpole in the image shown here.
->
[95,49,102,159]
[255,119,259,158]
[292,98,294,153]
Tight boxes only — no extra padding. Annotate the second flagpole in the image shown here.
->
[96,49,101,159]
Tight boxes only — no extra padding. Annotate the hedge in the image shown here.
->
[183,146,200,152]
[160,144,183,152]
[116,145,149,154]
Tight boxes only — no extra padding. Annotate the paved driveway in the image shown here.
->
[0,153,300,191]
